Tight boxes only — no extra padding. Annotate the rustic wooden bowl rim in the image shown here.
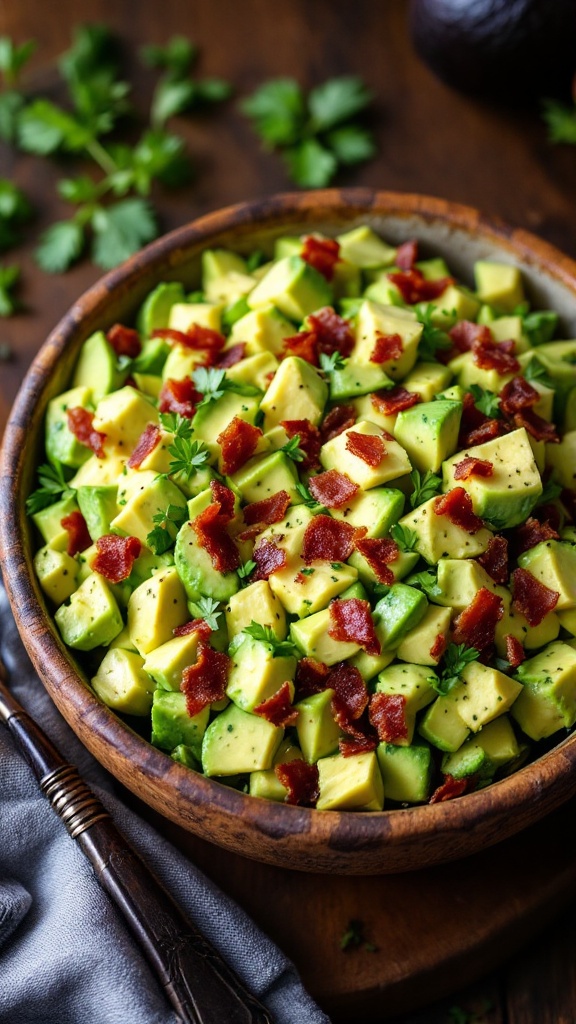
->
[2,187,576,873]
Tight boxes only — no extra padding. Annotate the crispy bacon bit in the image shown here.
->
[345,431,385,467]
[192,482,240,573]
[429,633,447,661]
[434,488,484,534]
[128,423,161,469]
[388,267,453,304]
[281,418,322,470]
[429,775,470,804]
[92,534,141,583]
[339,732,378,757]
[395,239,418,271]
[294,657,330,700]
[275,759,319,807]
[329,598,381,656]
[473,337,520,375]
[243,491,291,528]
[181,641,230,717]
[307,307,355,357]
[308,470,359,509]
[173,619,213,639]
[371,386,421,416]
[370,332,403,365]
[458,392,508,449]
[158,378,201,419]
[330,664,369,730]
[106,323,141,358]
[505,634,525,668]
[499,376,540,416]
[513,517,560,557]
[302,515,356,564]
[301,235,340,281]
[511,567,560,627]
[216,343,247,368]
[449,320,493,354]
[477,535,509,584]
[67,407,106,458]
[254,681,298,727]
[61,511,92,556]
[252,540,287,580]
[217,416,262,476]
[513,408,560,443]
[320,404,357,442]
[283,330,319,365]
[452,587,503,652]
[369,692,408,743]
[153,323,226,354]
[354,536,399,585]
[453,457,494,481]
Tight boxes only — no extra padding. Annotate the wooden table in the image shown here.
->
[2,2,576,1021]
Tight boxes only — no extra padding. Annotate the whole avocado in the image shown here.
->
[409,0,576,105]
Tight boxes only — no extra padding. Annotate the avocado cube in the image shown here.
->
[348,547,419,588]
[91,648,154,716]
[174,516,240,606]
[73,330,131,402]
[112,470,187,546]
[33,545,78,606]
[354,301,422,379]
[331,486,405,538]
[249,739,304,801]
[45,386,94,469]
[394,400,462,474]
[450,661,523,733]
[226,636,296,713]
[546,431,576,491]
[228,305,294,357]
[396,604,452,666]
[511,641,576,740]
[372,584,428,650]
[375,663,437,743]
[259,356,328,429]
[127,567,188,655]
[290,608,360,665]
[425,284,480,325]
[316,751,384,811]
[132,341,171,378]
[377,742,433,803]
[55,573,123,651]
[449,349,516,394]
[248,255,332,322]
[225,580,287,641]
[518,541,576,611]
[434,559,504,610]
[226,351,280,391]
[364,275,403,306]
[257,504,314,561]
[268,560,358,617]
[415,257,451,280]
[193,390,262,449]
[336,225,397,269]
[76,485,118,540]
[490,315,531,353]
[474,260,525,311]
[329,361,393,401]
[349,647,396,682]
[418,693,471,752]
[151,689,209,756]
[93,386,158,453]
[558,608,576,637]
[231,450,301,505]
[136,281,185,336]
[168,300,222,334]
[401,362,452,402]
[161,344,206,382]
[295,688,341,763]
[202,248,256,304]
[398,495,493,565]
[441,715,520,781]
[68,452,127,490]
[320,420,412,490]
[201,703,284,776]
[143,629,203,691]
[32,493,80,551]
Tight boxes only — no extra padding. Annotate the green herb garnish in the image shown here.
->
[242,621,297,658]
[280,434,305,463]
[190,596,222,632]
[468,383,501,418]
[0,263,21,316]
[25,460,72,515]
[409,468,442,508]
[390,523,419,553]
[319,350,347,374]
[414,303,454,362]
[432,643,480,696]
[158,412,210,480]
[146,503,188,554]
[141,35,232,129]
[522,309,558,347]
[405,569,441,600]
[543,96,576,145]
[192,366,260,407]
[238,559,257,582]
[523,356,555,389]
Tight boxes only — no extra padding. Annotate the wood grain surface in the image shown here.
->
[2,1,576,1022]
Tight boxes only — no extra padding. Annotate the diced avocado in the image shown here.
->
[268,560,358,617]
[248,255,332,322]
[91,648,154,715]
[320,420,412,489]
[46,386,94,469]
[336,225,396,268]
[127,549,175,591]
[127,567,188,655]
[68,452,127,489]
[226,635,296,713]
[161,344,205,382]
[364,275,403,306]
[201,702,284,776]
[354,301,423,379]
[398,494,493,564]
[511,641,576,740]
[231,450,301,505]
[168,300,222,334]
[375,663,437,744]
[32,493,80,550]
[132,338,171,375]
[372,584,428,650]
[55,573,123,651]
[331,487,405,538]
[401,361,452,402]
[225,580,287,641]
[202,249,256,304]
[441,715,520,781]
[490,315,531,352]
[136,281,185,335]
[396,604,452,666]
[151,689,209,756]
[394,400,462,473]
[377,741,432,803]
[228,305,294,357]
[171,745,199,769]
[518,540,576,610]
[76,485,118,540]
[174,516,239,605]
[416,257,451,280]
[348,546,419,588]
[418,692,471,753]
[260,356,328,429]
[108,624,137,652]
[448,348,516,394]
[131,373,163,400]
[442,428,542,529]
[316,751,384,811]
[193,390,262,448]
[257,504,315,561]
[350,647,396,682]
[546,430,576,490]
[434,558,504,610]
[290,608,360,665]
[33,545,78,605]
[474,260,524,312]
[558,608,576,636]
[249,739,303,801]
[425,284,480,324]
[295,688,342,763]
[143,629,203,691]
[93,386,158,453]
[328,361,393,401]
[226,351,279,392]
[450,661,523,733]
[112,470,187,546]
[72,331,130,402]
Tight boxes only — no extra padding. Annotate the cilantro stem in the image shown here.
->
[85,137,118,176]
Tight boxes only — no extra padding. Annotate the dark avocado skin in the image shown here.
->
[409,0,576,105]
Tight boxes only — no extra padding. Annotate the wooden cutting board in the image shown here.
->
[133,794,576,1022]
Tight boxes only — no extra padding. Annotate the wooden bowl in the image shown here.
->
[3,188,576,875]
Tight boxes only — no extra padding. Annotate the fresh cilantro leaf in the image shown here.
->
[0,263,20,316]
[26,460,72,515]
[192,366,260,407]
[141,37,198,78]
[390,523,419,552]
[194,78,233,105]
[524,356,554,389]
[245,250,265,273]
[522,309,558,347]
[326,124,376,165]
[112,130,192,192]
[36,220,85,273]
[284,138,338,189]
[57,176,101,204]
[189,596,222,631]
[167,436,210,480]
[159,411,193,438]
[319,350,347,374]
[433,643,480,696]
[409,469,442,508]
[90,198,157,270]
[151,78,197,126]
[308,76,372,132]
[280,435,305,463]
[406,569,441,599]
[0,179,33,251]
[415,303,454,362]
[0,37,35,87]
[468,383,501,418]
[242,620,297,658]
[240,78,305,146]
[543,97,576,145]
[145,36,231,128]
[152,503,188,530]
[238,559,257,582]
[295,481,326,511]
[18,98,92,154]
[146,524,175,555]
[0,90,24,143]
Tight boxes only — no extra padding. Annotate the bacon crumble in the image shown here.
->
[345,430,385,467]
[371,386,421,416]
[294,657,331,700]
[477,535,509,584]
[192,481,240,573]
[320,404,357,442]
[254,681,299,727]
[301,515,356,564]
[328,598,381,656]
[429,775,471,804]
[370,333,403,365]
[308,470,359,509]
[242,491,291,528]
[512,517,560,558]
[433,488,484,534]
[158,378,201,418]
[369,692,408,743]
[301,236,341,281]
[92,534,142,583]
[173,619,213,640]
[181,641,230,717]
[452,587,504,652]
[505,634,525,668]
[275,759,320,806]
[217,416,263,475]
[511,567,560,627]
[395,239,418,270]
[61,511,92,556]
[453,457,494,481]
[252,540,287,580]
[388,268,453,304]
[281,419,322,470]
[128,423,161,469]
[67,407,106,458]
[354,536,399,585]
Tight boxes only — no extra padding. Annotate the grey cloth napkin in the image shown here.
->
[0,583,331,1024]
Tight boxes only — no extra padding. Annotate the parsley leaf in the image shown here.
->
[0,37,35,88]
[543,97,576,145]
[158,413,210,480]
[468,383,501,418]
[284,138,338,189]
[339,917,376,953]
[0,179,33,251]
[390,523,419,552]
[0,263,21,316]
[240,78,305,146]
[326,124,376,165]
[409,469,442,509]
[26,460,72,515]
[524,356,555,389]
[238,559,257,584]
[432,643,480,696]
[280,435,305,463]
[319,350,347,374]
[414,303,454,362]
[295,481,326,511]
[189,596,222,631]
[91,198,157,270]
[242,620,297,658]
[146,503,188,554]
[192,366,260,407]
[308,76,372,133]
[36,220,85,273]
[143,35,231,129]
[406,569,441,599]
[522,309,558,347]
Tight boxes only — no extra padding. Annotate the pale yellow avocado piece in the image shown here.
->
[112,470,187,546]
[228,305,294,357]
[230,450,300,505]
[474,260,525,311]
[450,661,523,732]
[247,255,332,322]
[91,648,154,716]
[143,629,203,691]
[131,373,163,399]
[109,625,138,652]
[93,387,158,453]
[127,567,188,655]
[257,505,315,561]
[335,225,397,268]
[396,605,452,666]
[55,573,124,651]
[511,641,576,740]
[68,452,127,489]
[226,351,279,391]
[558,608,576,637]
[161,344,206,381]
[545,430,576,490]
[441,714,520,779]
[33,545,78,606]
[350,647,395,682]
[290,608,360,665]
[375,663,437,744]
[259,356,328,429]
[490,315,531,353]
[349,393,398,434]
[268,559,358,617]
[401,361,452,402]
[202,248,257,303]
[354,301,422,379]
[295,688,341,763]
[398,495,493,564]
[320,420,412,489]
[249,739,304,801]
[225,580,287,641]
[201,702,284,776]
[226,636,296,713]
[518,540,576,610]
[425,283,480,325]
[167,301,222,333]
[418,692,471,753]
[316,751,384,811]
[448,349,516,394]
[394,399,462,474]
[434,558,506,610]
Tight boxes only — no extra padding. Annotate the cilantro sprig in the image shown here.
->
[192,367,261,408]
[146,503,188,554]
[543,94,576,145]
[242,621,297,658]
[188,596,222,631]
[241,75,376,188]
[26,460,72,515]
[319,351,348,375]
[158,412,210,480]
[414,303,454,362]
[523,357,555,390]
[141,36,232,129]
[390,523,419,553]
[295,482,326,512]
[467,383,501,418]
[0,263,21,316]
[0,36,35,142]
[409,469,442,509]
[238,559,257,584]
[280,435,306,463]
[432,643,480,697]
[405,569,442,599]
[521,309,558,347]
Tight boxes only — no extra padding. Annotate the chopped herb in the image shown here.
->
[319,350,347,374]
[301,567,315,576]
[542,96,576,145]
[522,309,558,347]
[433,643,480,696]
[390,523,419,552]
[242,620,297,658]
[524,356,555,389]
[0,179,33,252]
[0,263,20,316]
[26,460,72,515]
[280,434,305,463]
[414,303,454,362]
[192,366,260,407]
[141,35,232,129]
[409,468,442,508]
[238,559,257,582]
[157,412,210,480]
[295,481,326,511]
[468,383,501,418]
[146,502,187,553]
[406,569,441,600]
[339,918,377,953]
[189,596,222,631]
[330,562,343,570]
